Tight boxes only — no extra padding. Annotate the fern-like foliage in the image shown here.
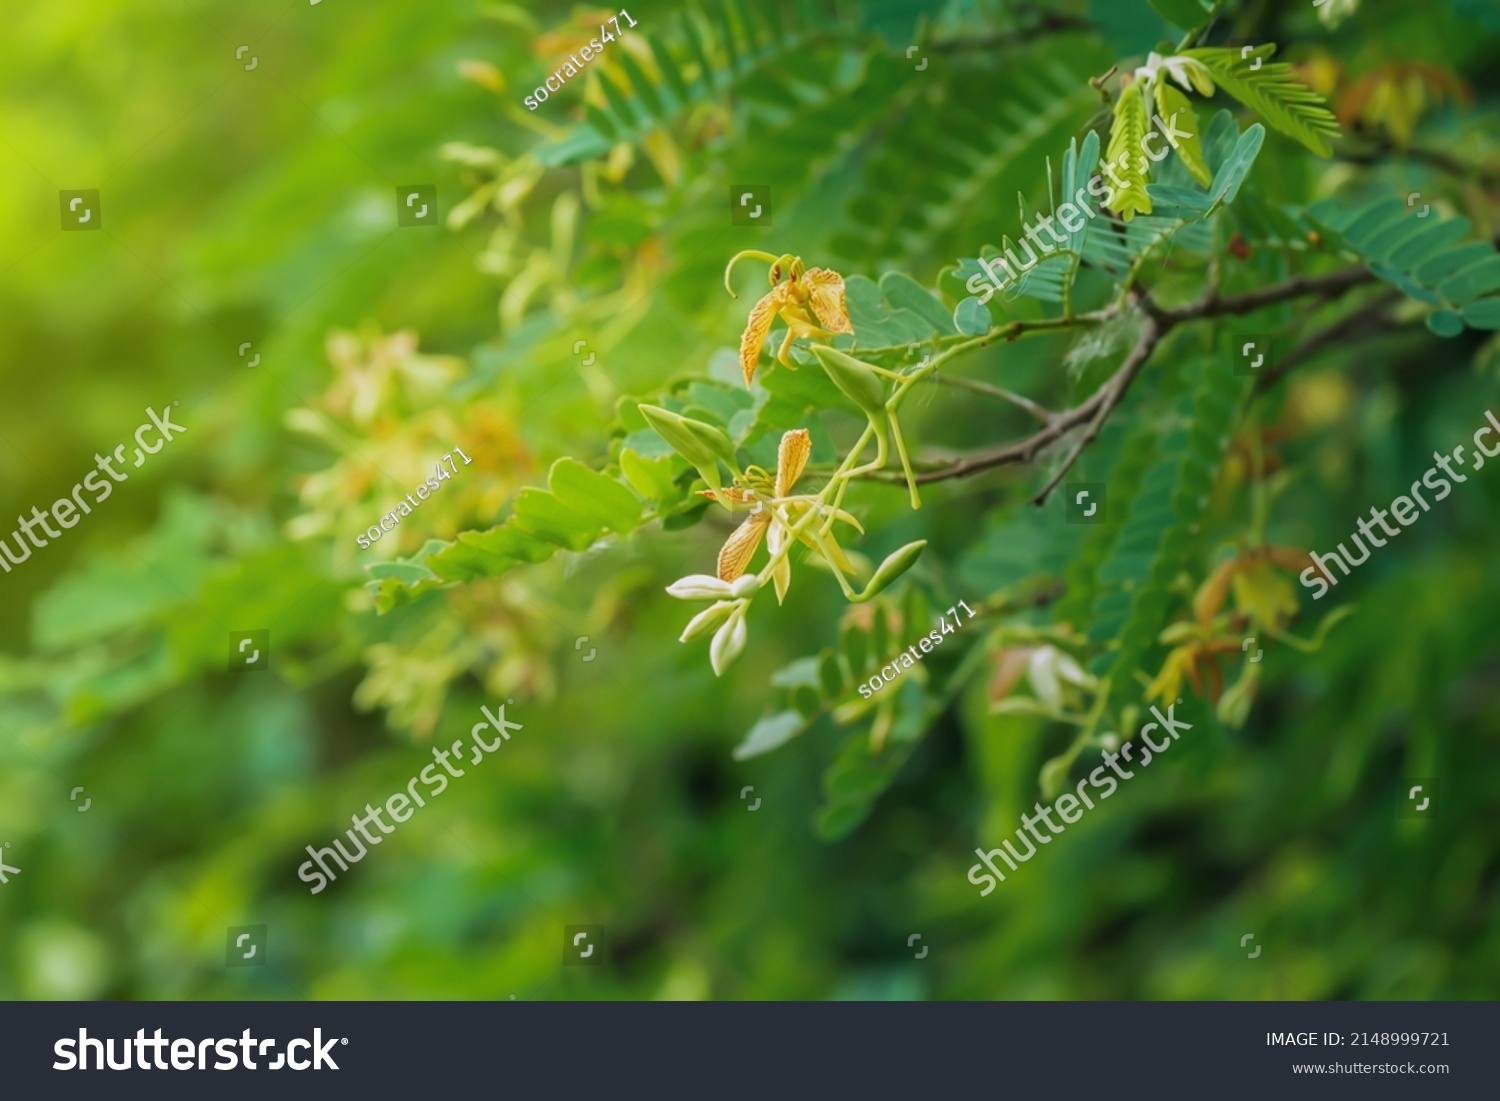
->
[1184,45,1343,156]
[831,39,1111,274]
[1306,197,1500,335]
[1083,353,1248,716]
[535,0,854,166]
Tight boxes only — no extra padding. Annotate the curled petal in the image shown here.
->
[740,289,781,386]
[775,429,811,496]
[829,508,864,533]
[799,526,857,576]
[1027,648,1064,713]
[718,512,771,582]
[667,574,735,600]
[1052,648,1093,689]
[1194,558,1240,627]
[700,486,758,507]
[802,268,853,334]
[767,522,791,604]
[988,647,1034,705]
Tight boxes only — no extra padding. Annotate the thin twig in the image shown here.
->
[892,265,1378,488]
[932,374,1055,423]
[1153,266,1377,325]
[1030,313,1160,504]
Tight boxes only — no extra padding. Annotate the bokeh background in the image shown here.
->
[2,0,1499,1000]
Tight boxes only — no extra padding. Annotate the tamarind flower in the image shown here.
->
[724,251,854,386]
[704,428,861,604]
[1146,546,1318,705]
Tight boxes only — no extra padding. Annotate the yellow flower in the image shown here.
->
[725,252,854,387]
[706,428,861,603]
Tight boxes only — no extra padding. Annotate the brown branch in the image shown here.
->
[1152,266,1378,325]
[1252,289,1404,394]
[899,265,1382,490]
[1030,313,1159,503]
[902,314,1160,488]
[1337,131,1500,190]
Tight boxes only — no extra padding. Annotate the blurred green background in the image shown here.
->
[2,0,1498,1000]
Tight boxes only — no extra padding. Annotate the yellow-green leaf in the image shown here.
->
[1106,81,1153,220]
[1184,46,1342,157]
[548,457,642,534]
[1154,81,1213,187]
[620,448,677,501]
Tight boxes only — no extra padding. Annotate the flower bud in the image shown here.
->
[730,574,761,599]
[639,404,737,472]
[666,574,735,601]
[810,345,888,420]
[679,600,736,643]
[709,607,748,676]
[850,540,927,603]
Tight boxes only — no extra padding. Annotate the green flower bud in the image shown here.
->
[639,405,737,493]
[810,345,889,420]
[850,539,927,603]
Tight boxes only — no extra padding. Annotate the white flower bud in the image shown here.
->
[709,608,748,676]
[666,574,734,601]
[729,574,760,599]
[679,601,735,643]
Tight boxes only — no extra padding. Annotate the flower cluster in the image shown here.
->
[657,253,927,676]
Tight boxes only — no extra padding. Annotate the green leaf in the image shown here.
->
[1207,123,1265,208]
[1185,46,1342,157]
[454,523,557,567]
[841,620,869,677]
[616,50,665,120]
[1106,81,1153,220]
[953,296,992,335]
[547,458,642,534]
[620,448,678,501]
[1153,81,1213,187]
[1307,199,1500,330]
[732,710,806,760]
[1148,0,1209,29]
[844,274,948,346]
[818,648,845,697]
[363,560,437,586]
[1459,299,1500,329]
[1437,255,1500,304]
[877,272,959,337]
[647,34,690,107]
[1427,309,1466,337]
[510,488,600,551]
[1087,355,1247,707]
